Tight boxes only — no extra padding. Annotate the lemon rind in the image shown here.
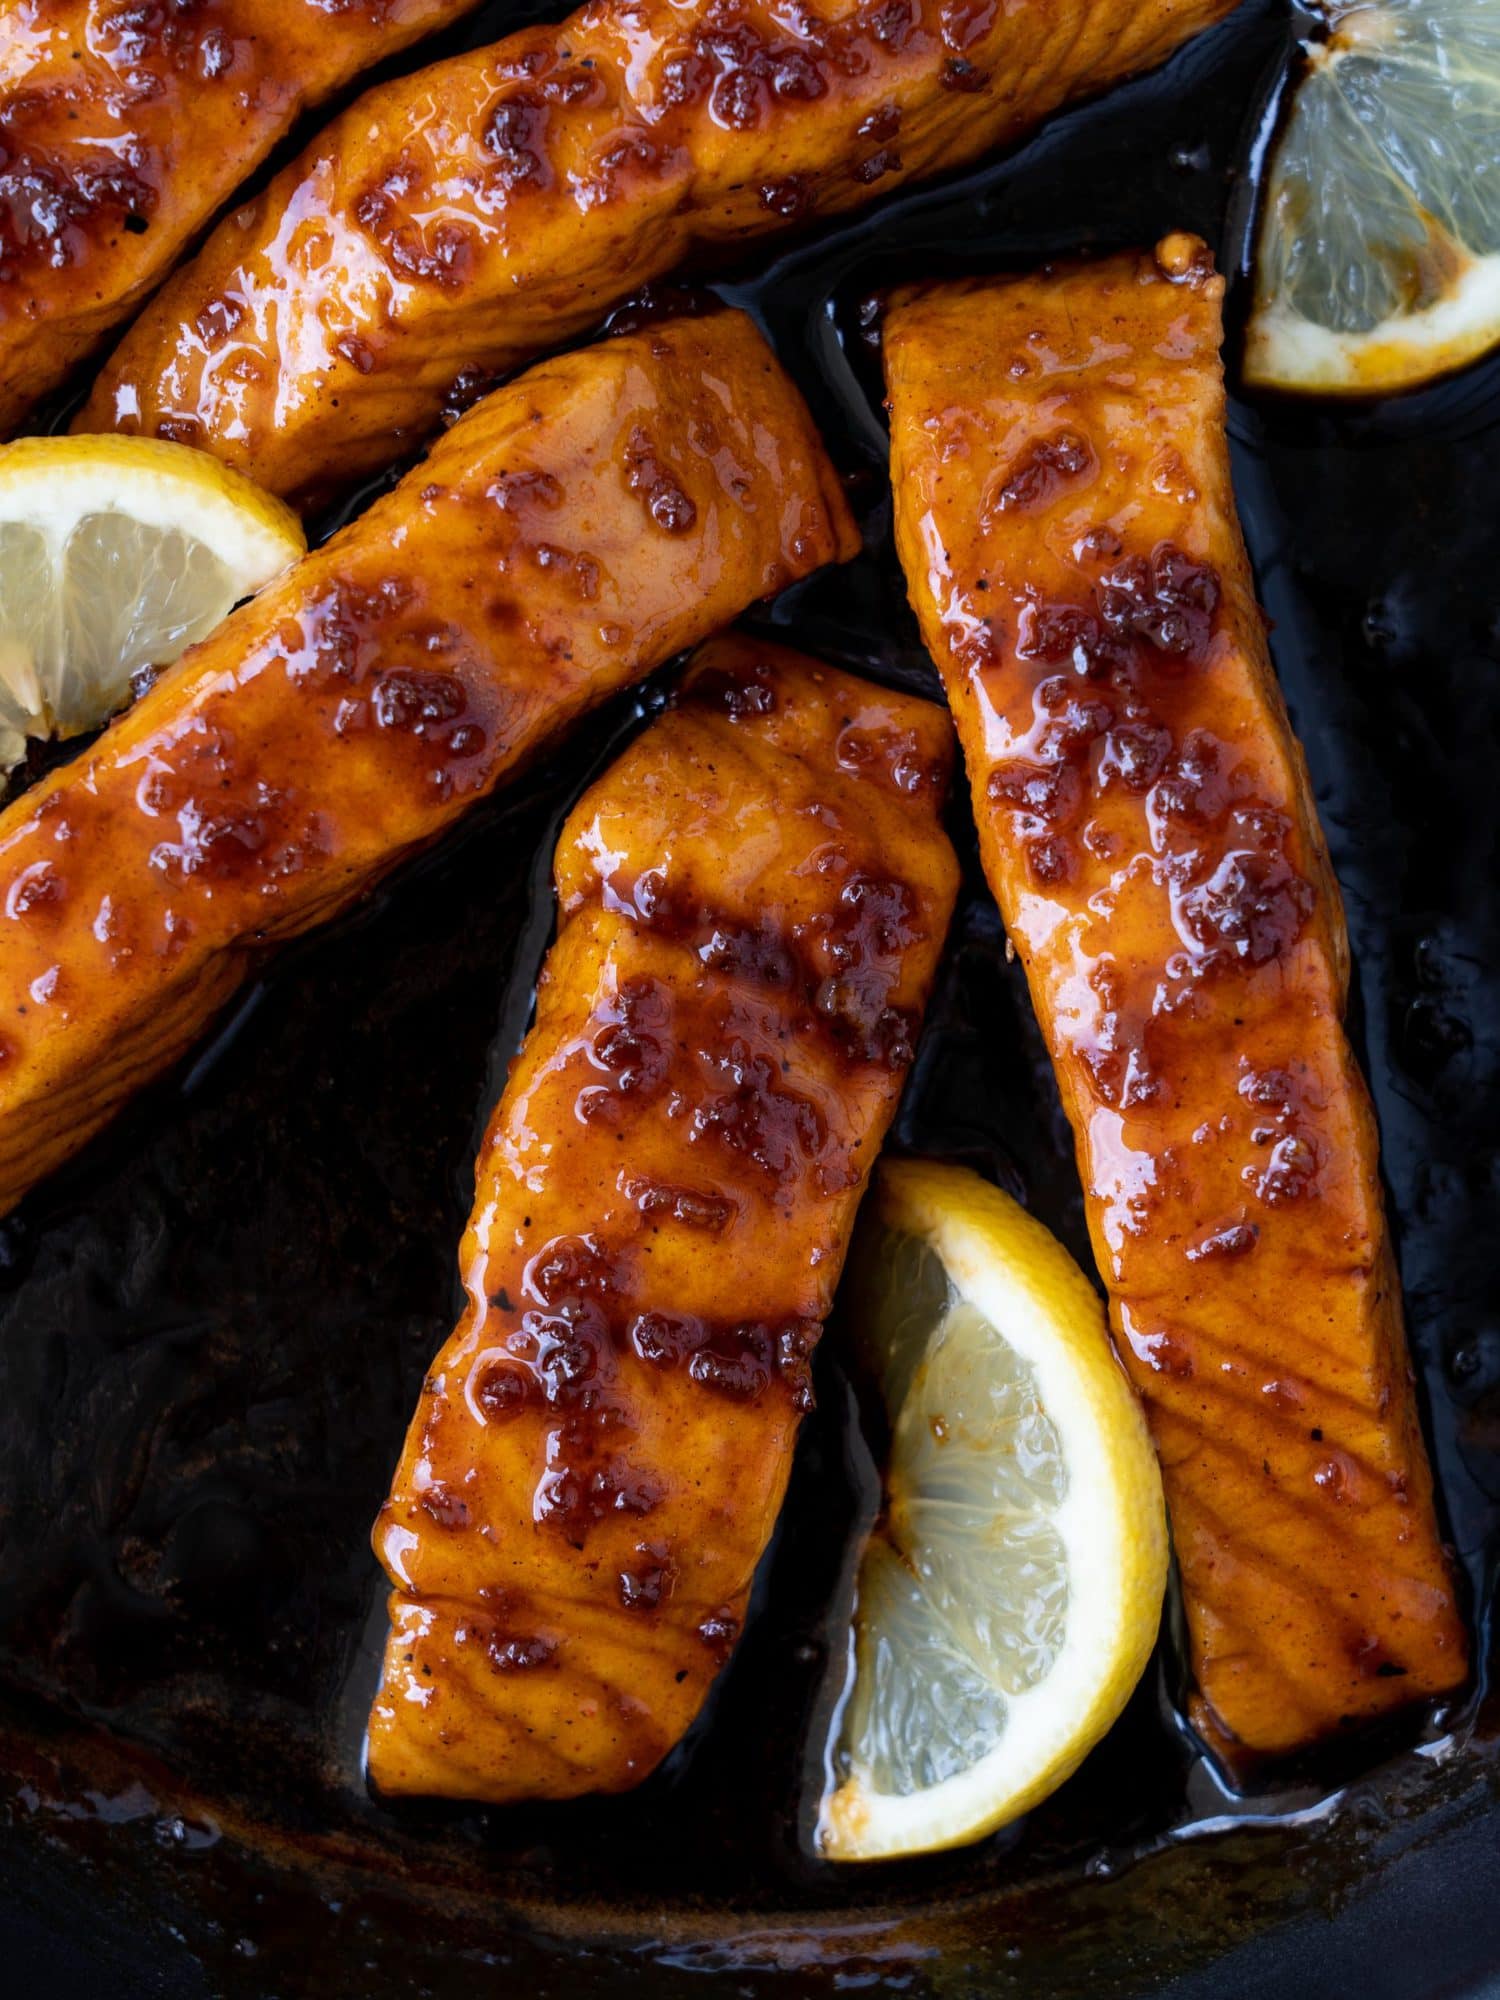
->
[0,434,304,577]
[1246,250,1500,395]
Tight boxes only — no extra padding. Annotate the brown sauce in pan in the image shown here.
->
[0,1,1497,1991]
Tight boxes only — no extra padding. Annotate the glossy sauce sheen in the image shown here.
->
[884,242,1467,1762]
[79,0,1241,502]
[0,310,855,1217]
[368,635,958,1802]
[0,0,482,432]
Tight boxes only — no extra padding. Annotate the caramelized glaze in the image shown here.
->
[0,309,856,1216]
[80,0,1241,501]
[0,0,482,432]
[884,241,1467,1763]
[367,635,958,1802]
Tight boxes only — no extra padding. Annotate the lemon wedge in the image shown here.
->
[819,1159,1167,1862]
[0,434,305,776]
[1246,0,1500,395]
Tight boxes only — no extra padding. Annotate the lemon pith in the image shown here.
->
[820,1160,1167,1862]
[1247,0,1500,395]
[0,434,304,774]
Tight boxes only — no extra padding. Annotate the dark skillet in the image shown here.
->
[1,2,1496,1993]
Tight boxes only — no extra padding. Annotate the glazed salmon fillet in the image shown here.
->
[81,0,1241,503]
[884,240,1467,1762]
[0,0,481,433]
[368,635,958,1802]
[0,311,855,1217]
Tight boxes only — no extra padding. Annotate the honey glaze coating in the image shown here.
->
[367,635,959,1803]
[80,0,1241,501]
[0,310,856,1218]
[0,0,482,433]
[885,239,1467,1765]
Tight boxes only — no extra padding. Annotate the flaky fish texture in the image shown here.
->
[884,239,1467,1764]
[0,311,855,1216]
[367,636,959,1802]
[82,0,1241,502]
[0,0,480,432]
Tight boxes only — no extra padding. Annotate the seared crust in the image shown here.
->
[82,0,1241,501]
[0,0,480,432]
[368,635,959,1802]
[884,241,1467,1762]
[0,311,856,1215]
